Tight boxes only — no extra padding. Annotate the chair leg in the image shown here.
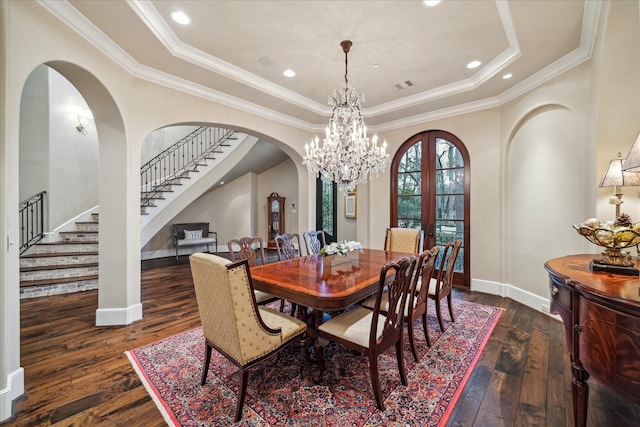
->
[201,342,212,385]
[447,294,456,322]
[422,312,431,347]
[279,299,285,312]
[407,318,420,362]
[234,369,249,422]
[395,340,408,386]
[368,353,385,411]
[435,298,446,331]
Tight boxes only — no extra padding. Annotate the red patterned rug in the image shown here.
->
[126,299,501,426]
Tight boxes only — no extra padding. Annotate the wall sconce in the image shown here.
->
[71,106,93,135]
[599,152,640,218]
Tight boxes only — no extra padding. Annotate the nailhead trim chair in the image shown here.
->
[189,253,306,422]
[314,256,417,411]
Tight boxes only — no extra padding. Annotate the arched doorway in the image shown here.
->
[390,130,470,288]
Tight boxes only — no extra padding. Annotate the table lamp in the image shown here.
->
[599,152,640,218]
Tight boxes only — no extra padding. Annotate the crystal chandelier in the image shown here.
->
[303,40,390,192]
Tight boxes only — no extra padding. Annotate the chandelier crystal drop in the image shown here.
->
[303,40,390,192]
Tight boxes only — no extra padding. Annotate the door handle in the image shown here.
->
[428,224,435,237]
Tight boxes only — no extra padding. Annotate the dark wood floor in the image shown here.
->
[9,256,640,426]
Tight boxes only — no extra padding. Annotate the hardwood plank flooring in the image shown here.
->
[8,257,640,426]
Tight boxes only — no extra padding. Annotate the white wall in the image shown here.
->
[20,65,99,231]
[257,158,299,241]
[141,126,199,166]
[2,0,640,422]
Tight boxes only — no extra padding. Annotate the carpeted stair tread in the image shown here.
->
[20,274,98,288]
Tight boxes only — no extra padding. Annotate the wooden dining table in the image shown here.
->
[250,248,415,320]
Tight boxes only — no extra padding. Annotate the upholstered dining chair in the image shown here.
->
[189,253,306,422]
[315,256,417,411]
[361,246,440,361]
[274,233,302,261]
[302,230,326,255]
[384,227,423,253]
[424,239,462,331]
[227,236,281,307]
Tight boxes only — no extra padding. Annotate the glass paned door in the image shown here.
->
[391,130,469,287]
[316,178,337,243]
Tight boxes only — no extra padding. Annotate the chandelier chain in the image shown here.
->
[303,40,390,192]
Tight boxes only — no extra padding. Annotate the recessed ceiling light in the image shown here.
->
[372,63,380,70]
[502,73,513,79]
[466,60,482,69]
[171,10,191,25]
[422,0,442,7]
[219,181,224,185]
[283,69,296,78]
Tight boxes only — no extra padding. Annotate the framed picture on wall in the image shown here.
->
[345,191,357,219]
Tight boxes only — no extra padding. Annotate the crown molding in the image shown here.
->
[37,0,601,136]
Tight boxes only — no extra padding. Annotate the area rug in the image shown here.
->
[126,299,502,426]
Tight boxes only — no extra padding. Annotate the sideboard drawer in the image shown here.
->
[550,277,571,312]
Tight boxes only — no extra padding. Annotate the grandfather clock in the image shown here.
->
[267,192,285,249]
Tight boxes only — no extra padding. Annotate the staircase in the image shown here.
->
[20,213,99,299]
[19,126,246,298]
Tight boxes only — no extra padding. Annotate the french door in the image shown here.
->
[316,178,337,244]
[391,130,470,288]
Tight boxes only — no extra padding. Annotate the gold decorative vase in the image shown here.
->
[574,219,640,275]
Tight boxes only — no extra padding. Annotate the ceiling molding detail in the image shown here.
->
[37,0,602,135]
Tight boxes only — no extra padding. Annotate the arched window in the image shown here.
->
[391,130,470,288]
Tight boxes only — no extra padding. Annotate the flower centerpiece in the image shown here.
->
[320,240,363,267]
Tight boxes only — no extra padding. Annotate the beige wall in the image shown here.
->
[2,0,640,422]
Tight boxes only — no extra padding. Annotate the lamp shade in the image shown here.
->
[622,132,640,172]
[600,155,640,187]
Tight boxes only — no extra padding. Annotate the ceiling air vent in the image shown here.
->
[395,80,415,90]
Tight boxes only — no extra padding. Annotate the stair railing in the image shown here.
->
[140,126,237,208]
[19,191,46,254]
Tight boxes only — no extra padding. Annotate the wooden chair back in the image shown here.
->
[227,236,266,266]
[274,233,302,261]
[303,230,326,255]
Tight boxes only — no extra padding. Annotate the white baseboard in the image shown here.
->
[471,278,559,319]
[96,303,143,326]
[141,248,228,260]
[0,367,24,423]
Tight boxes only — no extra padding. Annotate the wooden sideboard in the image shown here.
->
[544,254,640,426]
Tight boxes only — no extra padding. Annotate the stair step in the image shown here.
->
[23,241,98,255]
[20,253,98,268]
[21,251,99,258]
[59,230,98,242]
[20,276,99,299]
[20,261,98,272]
[20,264,98,282]
[75,221,99,232]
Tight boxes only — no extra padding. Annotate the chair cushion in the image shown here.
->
[415,277,440,296]
[386,228,421,253]
[318,307,386,348]
[254,290,277,304]
[258,306,306,342]
[361,291,413,317]
[177,237,216,246]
